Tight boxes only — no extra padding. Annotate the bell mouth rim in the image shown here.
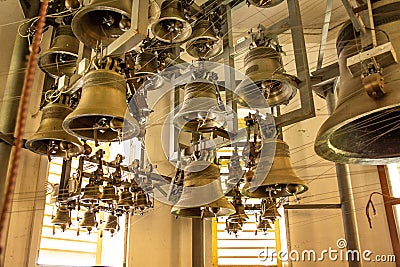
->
[25,138,84,156]
[243,184,309,198]
[315,103,400,165]
[185,37,223,59]
[151,17,192,43]
[170,206,236,218]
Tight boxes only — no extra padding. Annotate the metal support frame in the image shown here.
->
[275,0,315,127]
[105,0,149,56]
[284,204,341,210]
[316,0,333,71]
[341,0,366,33]
[377,165,400,266]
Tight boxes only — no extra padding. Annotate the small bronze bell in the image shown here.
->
[171,161,235,218]
[117,189,134,209]
[25,96,83,158]
[133,51,163,91]
[80,209,97,233]
[38,25,79,78]
[62,69,140,142]
[243,139,308,198]
[235,46,299,107]
[256,218,272,233]
[260,199,280,221]
[173,80,226,132]
[51,203,71,232]
[134,190,151,211]
[104,214,119,235]
[225,220,242,236]
[100,185,117,203]
[186,20,222,59]
[81,180,100,205]
[151,0,192,43]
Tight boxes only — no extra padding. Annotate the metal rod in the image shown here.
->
[340,0,365,33]
[123,213,130,267]
[284,204,341,210]
[316,0,333,71]
[377,165,400,266]
[192,218,204,267]
[325,87,361,267]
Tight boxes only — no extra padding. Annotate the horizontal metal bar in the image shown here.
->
[284,204,341,210]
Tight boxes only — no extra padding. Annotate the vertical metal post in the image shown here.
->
[377,165,400,266]
[192,218,204,267]
[325,88,361,267]
[222,3,238,132]
[123,213,130,267]
[0,35,29,206]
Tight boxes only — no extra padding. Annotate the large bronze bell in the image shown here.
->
[63,69,140,142]
[71,0,132,48]
[247,0,284,8]
[173,80,226,132]
[100,185,117,203]
[104,214,119,234]
[51,203,71,231]
[80,209,97,233]
[25,97,83,158]
[151,0,192,43]
[117,188,134,209]
[315,2,400,165]
[38,25,79,78]
[186,20,222,59]
[81,180,100,205]
[235,46,299,107]
[243,139,308,198]
[171,161,235,218]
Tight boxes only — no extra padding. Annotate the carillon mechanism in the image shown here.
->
[38,25,79,78]
[50,150,154,236]
[235,26,299,107]
[151,0,192,43]
[71,0,133,48]
[62,58,140,143]
[25,94,83,160]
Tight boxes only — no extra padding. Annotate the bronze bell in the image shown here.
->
[100,185,117,203]
[151,0,192,43]
[225,220,242,236]
[133,51,163,91]
[228,194,248,223]
[186,20,222,59]
[171,160,235,218]
[235,46,299,107]
[81,180,100,205]
[247,0,284,8]
[38,25,79,78]
[243,139,308,198]
[260,199,280,221]
[63,69,140,142]
[25,97,83,158]
[80,209,97,233]
[71,0,132,48]
[256,218,272,232]
[315,3,400,165]
[51,203,71,231]
[117,189,134,209]
[104,214,119,234]
[173,80,226,132]
[134,190,151,211]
